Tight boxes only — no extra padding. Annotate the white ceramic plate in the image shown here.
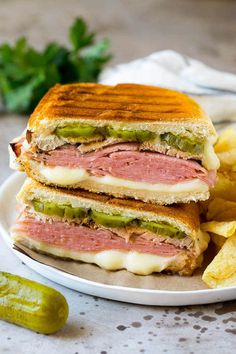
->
[1,172,236,306]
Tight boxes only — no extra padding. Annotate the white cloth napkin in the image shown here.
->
[99,50,236,129]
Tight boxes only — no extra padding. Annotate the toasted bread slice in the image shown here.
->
[29,83,213,127]
[27,83,217,150]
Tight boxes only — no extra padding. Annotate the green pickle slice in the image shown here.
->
[107,127,154,142]
[33,200,64,217]
[32,200,44,213]
[32,200,86,219]
[64,206,75,219]
[55,124,98,138]
[140,221,186,239]
[44,202,64,217]
[160,132,204,154]
[55,123,155,142]
[71,207,87,219]
[90,210,135,228]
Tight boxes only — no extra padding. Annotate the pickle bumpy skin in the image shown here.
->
[0,272,69,334]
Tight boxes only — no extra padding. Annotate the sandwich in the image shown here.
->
[11,178,210,275]
[10,83,219,204]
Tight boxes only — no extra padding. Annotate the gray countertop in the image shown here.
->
[1,1,236,353]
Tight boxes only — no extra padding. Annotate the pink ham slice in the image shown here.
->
[13,217,181,257]
[33,143,215,186]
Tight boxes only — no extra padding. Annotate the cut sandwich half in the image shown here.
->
[11,179,210,276]
[10,83,219,204]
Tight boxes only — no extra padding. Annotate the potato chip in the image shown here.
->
[214,128,236,153]
[218,149,236,171]
[211,234,226,250]
[207,198,236,221]
[210,172,236,202]
[201,221,236,237]
[201,128,236,288]
[202,234,236,288]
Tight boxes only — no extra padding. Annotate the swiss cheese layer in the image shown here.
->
[13,235,181,275]
[40,165,209,193]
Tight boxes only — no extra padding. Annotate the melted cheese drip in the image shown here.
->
[40,165,209,193]
[202,140,220,170]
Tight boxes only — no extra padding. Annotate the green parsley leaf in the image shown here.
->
[69,18,95,51]
[0,17,112,114]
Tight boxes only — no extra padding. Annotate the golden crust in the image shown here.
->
[28,83,212,128]
[20,178,201,233]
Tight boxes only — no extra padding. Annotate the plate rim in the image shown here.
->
[1,172,236,300]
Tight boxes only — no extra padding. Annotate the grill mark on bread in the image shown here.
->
[53,99,183,109]
[50,103,186,115]
[57,84,179,97]
[46,107,194,121]
[57,94,181,104]
[29,83,210,127]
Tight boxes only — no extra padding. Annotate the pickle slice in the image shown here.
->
[32,200,86,220]
[55,124,98,138]
[64,206,74,219]
[107,127,155,142]
[140,221,186,239]
[136,130,155,141]
[64,206,87,219]
[160,132,204,154]
[43,202,64,217]
[32,200,44,213]
[73,207,87,218]
[56,124,155,142]
[91,210,134,228]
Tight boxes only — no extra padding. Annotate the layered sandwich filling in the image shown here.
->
[13,197,202,258]
[31,199,187,240]
[12,199,208,275]
[28,143,216,188]
[13,215,187,275]
[12,174,210,275]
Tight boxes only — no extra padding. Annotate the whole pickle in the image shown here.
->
[0,272,68,334]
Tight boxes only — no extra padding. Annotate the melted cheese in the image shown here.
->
[41,166,89,185]
[40,165,209,193]
[13,235,178,275]
[202,140,220,170]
